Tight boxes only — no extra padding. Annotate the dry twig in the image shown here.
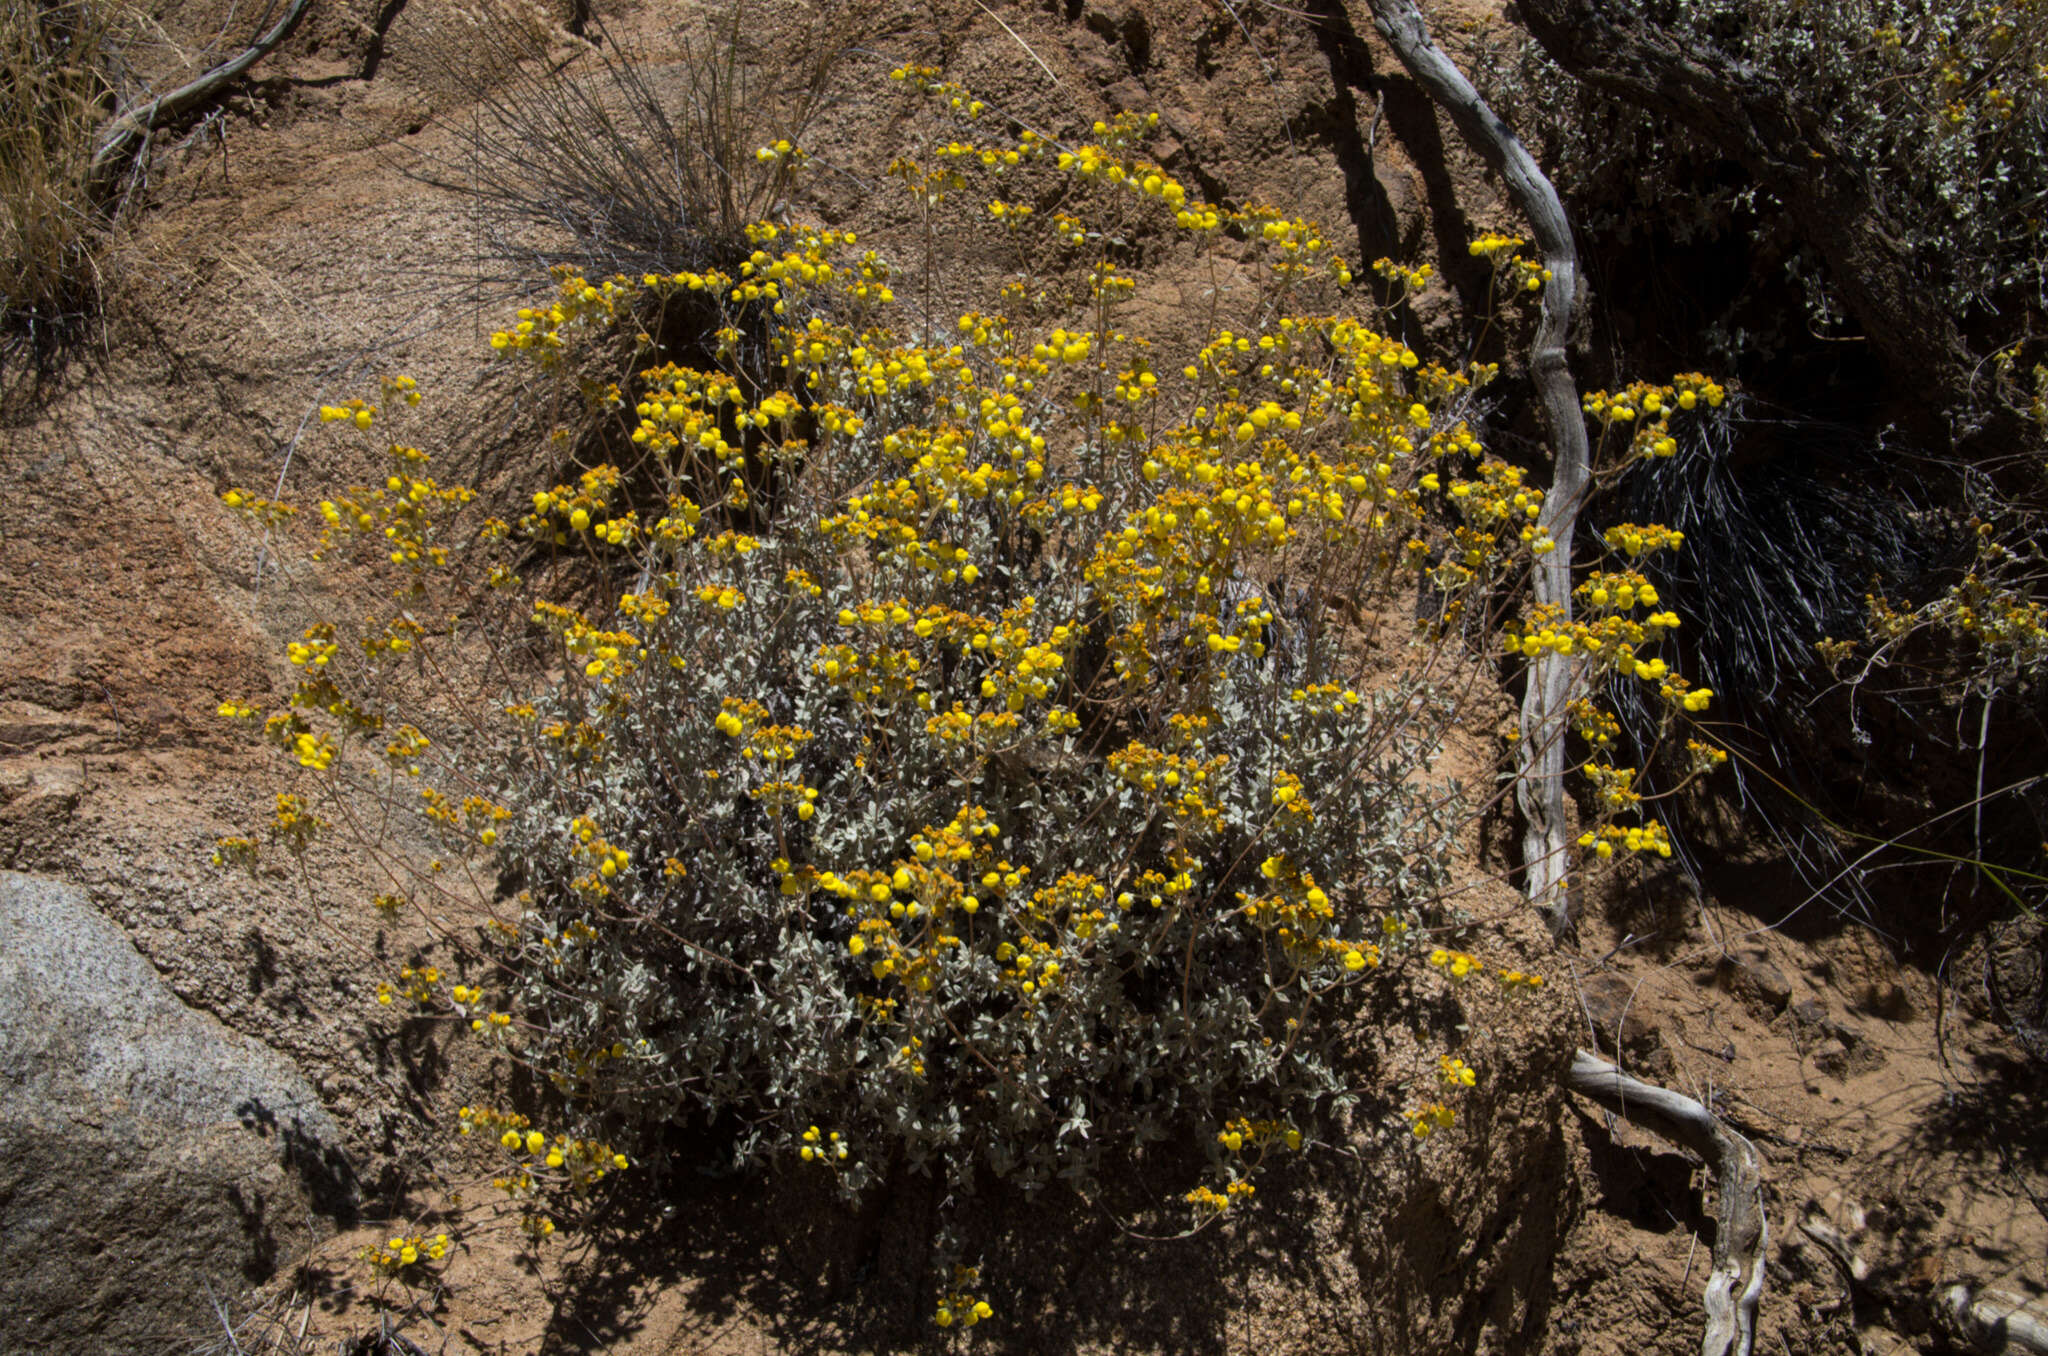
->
[1567,1049,1768,1356]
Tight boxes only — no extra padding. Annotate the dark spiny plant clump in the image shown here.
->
[1606,395,1950,729]
[1595,392,2048,932]
[1453,0,2048,934]
[409,2,861,501]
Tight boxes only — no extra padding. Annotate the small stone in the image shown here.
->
[1579,972,1659,1060]
[1861,981,1915,1021]
[1104,78,1151,112]
[1812,1032,1887,1080]
[1719,948,1793,1011]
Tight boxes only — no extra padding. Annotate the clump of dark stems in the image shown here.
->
[1594,393,1970,923]
[410,3,862,507]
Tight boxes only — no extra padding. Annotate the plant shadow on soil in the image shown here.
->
[513,970,1572,1353]
[1911,1045,2048,1216]
[527,1132,1524,1355]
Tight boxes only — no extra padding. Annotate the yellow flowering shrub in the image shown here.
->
[215,75,1723,1302]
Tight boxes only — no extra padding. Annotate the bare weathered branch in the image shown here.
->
[87,0,313,204]
[1358,0,1587,935]
[1568,1050,1768,1356]
[1946,1286,2048,1356]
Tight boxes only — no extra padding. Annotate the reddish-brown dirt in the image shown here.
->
[4,0,2042,1352]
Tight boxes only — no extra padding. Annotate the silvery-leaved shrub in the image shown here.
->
[470,134,1498,1204]
[220,89,1711,1284]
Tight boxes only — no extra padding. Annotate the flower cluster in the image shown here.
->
[1468,232,1553,293]
[358,1231,450,1277]
[933,1264,995,1328]
[452,1105,629,1243]
[1862,519,2048,690]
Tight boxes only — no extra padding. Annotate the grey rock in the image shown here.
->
[0,872,353,1351]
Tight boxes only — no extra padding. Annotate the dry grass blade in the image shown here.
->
[182,1279,323,1356]
[4,0,308,401]
[85,0,311,203]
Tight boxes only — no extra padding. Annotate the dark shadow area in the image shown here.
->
[236,1094,364,1227]
[1575,393,2047,957]
[1301,1,1493,323]
[226,1179,281,1282]
[1080,4,1150,76]
[1375,89,1485,322]
[1917,1046,2048,1192]
[489,964,1580,1355]
[1301,0,1435,315]
[530,1116,1571,1356]
[359,0,412,82]
[1569,1103,1709,1239]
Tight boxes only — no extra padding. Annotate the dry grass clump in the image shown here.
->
[1,0,119,390]
[417,1,856,285]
